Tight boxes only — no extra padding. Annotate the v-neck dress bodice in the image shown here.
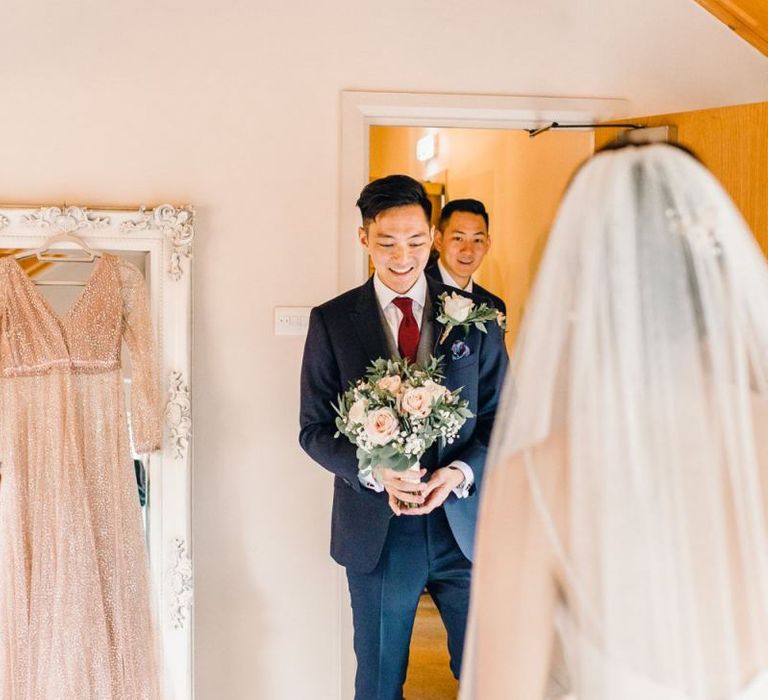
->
[0,256,122,375]
[0,254,163,699]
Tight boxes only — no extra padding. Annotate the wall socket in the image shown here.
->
[274,306,312,336]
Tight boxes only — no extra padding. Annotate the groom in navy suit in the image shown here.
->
[300,175,507,700]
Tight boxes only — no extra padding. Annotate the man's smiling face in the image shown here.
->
[359,204,433,294]
[434,211,490,288]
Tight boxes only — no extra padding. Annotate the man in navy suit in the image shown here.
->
[425,198,506,314]
[299,175,507,700]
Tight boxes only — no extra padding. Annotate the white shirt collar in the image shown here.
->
[437,259,473,293]
[373,272,428,311]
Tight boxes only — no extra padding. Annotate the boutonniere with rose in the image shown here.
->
[332,356,473,507]
[436,291,507,344]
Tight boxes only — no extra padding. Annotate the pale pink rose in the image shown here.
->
[443,292,474,323]
[364,408,400,445]
[422,380,448,403]
[400,387,433,419]
[347,398,369,425]
[377,374,402,394]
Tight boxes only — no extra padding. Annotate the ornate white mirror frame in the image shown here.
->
[0,203,193,699]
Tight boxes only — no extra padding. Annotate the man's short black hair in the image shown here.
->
[438,198,489,231]
[356,174,432,227]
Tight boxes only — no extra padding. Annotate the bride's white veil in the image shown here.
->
[463,144,768,698]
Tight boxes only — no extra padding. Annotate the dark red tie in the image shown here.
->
[392,297,420,363]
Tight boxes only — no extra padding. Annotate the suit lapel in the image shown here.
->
[350,277,393,362]
[426,275,449,358]
[416,293,434,365]
[426,276,454,468]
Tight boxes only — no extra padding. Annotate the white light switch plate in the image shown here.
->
[274,306,312,336]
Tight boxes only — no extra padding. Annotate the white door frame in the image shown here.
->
[336,90,629,698]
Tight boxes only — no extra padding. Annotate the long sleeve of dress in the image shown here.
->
[120,261,162,453]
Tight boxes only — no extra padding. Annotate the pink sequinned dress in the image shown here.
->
[0,254,163,699]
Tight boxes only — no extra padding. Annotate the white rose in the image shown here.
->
[422,380,448,403]
[364,408,400,445]
[377,374,402,394]
[400,387,433,419]
[347,398,369,425]
[443,292,474,323]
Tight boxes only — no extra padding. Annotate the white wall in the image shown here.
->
[0,1,766,698]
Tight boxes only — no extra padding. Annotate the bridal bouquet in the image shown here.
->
[333,356,473,478]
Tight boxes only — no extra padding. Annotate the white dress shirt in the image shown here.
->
[374,272,427,339]
[357,273,474,498]
[437,260,474,293]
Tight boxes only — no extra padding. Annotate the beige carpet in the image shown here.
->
[403,594,459,700]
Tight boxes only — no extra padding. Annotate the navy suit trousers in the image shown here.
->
[345,508,472,700]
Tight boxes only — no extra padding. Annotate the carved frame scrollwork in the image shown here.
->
[0,202,194,700]
[21,205,111,233]
[122,204,195,281]
[170,538,194,631]
[166,370,192,460]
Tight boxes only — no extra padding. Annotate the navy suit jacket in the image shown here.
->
[299,275,508,574]
[424,259,507,315]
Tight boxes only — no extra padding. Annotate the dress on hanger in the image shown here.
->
[0,253,163,699]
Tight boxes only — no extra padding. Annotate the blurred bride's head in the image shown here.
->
[552,142,748,346]
[504,140,768,453]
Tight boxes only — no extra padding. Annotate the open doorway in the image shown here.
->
[369,125,593,348]
[369,124,591,698]
[336,91,626,700]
